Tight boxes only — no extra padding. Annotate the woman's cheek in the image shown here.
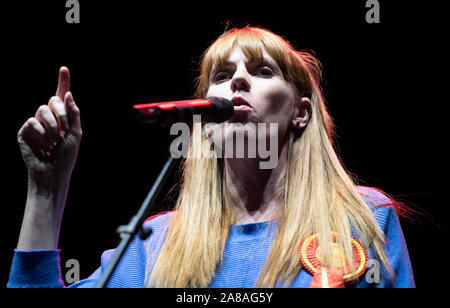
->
[206,83,229,99]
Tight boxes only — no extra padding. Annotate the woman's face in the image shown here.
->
[206,45,296,155]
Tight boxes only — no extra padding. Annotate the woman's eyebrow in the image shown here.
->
[211,57,280,75]
[223,61,235,67]
[262,57,280,69]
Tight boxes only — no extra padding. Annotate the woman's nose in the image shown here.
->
[231,66,251,93]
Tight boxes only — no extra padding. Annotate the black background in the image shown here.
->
[1,1,444,289]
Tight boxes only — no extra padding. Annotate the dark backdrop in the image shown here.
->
[1,1,443,288]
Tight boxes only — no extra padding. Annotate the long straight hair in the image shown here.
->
[147,26,392,287]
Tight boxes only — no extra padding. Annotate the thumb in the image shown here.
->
[56,66,71,99]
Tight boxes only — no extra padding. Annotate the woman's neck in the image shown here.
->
[225,139,289,225]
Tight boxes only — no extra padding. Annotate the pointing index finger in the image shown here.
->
[56,66,71,100]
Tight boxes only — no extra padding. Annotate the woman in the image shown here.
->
[8,26,415,288]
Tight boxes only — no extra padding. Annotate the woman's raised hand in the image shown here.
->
[17,66,82,187]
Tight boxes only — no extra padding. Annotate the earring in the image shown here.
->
[295,119,300,126]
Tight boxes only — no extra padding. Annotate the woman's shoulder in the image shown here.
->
[143,210,176,225]
[355,185,399,232]
[142,211,176,230]
[355,185,393,207]
[354,186,415,287]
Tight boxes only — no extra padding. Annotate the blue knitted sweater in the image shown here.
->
[7,186,415,288]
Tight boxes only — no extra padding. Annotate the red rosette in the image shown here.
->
[298,232,369,284]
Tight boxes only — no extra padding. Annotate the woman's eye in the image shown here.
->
[258,66,274,77]
[212,71,230,82]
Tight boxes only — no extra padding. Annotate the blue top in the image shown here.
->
[7,186,415,288]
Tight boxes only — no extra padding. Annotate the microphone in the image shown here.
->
[133,97,234,125]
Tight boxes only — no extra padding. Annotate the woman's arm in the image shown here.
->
[16,66,82,250]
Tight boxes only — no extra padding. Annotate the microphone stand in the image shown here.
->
[95,139,181,288]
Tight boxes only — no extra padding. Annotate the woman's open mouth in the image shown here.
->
[231,96,252,112]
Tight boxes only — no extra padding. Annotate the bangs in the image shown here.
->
[207,31,266,75]
[199,28,293,91]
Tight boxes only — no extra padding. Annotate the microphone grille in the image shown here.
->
[207,97,234,123]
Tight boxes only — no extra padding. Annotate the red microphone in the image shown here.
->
[133,97,233,125]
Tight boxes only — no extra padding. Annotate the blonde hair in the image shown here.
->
[147,26,392,287]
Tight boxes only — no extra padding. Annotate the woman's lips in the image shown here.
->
[231,97,252,112]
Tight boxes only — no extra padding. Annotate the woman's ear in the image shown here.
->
[291,97,312,129]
